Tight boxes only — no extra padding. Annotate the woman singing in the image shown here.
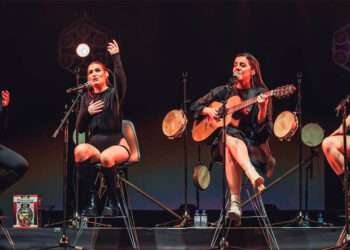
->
[74,39,129,216]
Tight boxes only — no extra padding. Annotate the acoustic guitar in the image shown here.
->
[191,84,296,142]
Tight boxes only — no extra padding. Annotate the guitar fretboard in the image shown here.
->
[227,90,274,114]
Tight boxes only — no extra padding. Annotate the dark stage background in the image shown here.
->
[0,0,349,225]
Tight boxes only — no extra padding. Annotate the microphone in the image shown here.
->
[232,72,240,81]
[66,81,91,93]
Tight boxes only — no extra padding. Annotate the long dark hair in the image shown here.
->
[235,52,273,125]
[235,52,267,89]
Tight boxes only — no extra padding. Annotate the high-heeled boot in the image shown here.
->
[78,161,97,217]
[101,167,120,217]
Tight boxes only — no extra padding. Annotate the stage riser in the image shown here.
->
[0,227,344,250]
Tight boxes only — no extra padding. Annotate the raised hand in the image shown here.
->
[107,39,120,55]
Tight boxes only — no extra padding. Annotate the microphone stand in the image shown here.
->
[37,92,87,250]
[208,84,237,250]
[272,72,309,226]
[196,144,201,209]
[176,72,192,227]
[296,72,305,226]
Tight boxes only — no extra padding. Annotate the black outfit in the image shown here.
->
[75,53,127,216]
[190,84,274,173]
[0,102,28,194]
[76,53,127,151]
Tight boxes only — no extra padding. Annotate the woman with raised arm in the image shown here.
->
[74,39,129,216]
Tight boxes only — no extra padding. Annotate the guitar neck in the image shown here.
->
[228,90,274,114]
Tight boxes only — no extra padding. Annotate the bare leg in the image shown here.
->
[225,135,265,192]
[322,135,350,176]
[225,149,242,223]
[100,138,130,168]
[225,148,242,196]
[74,143,101,164]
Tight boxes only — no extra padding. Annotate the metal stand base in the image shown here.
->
[322,225,350,250]
[209,188,279,250]
[0,219,15,250]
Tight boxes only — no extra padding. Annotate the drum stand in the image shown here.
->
[163,72,192,227]
[178,72,191,226]
[271,72,312,227]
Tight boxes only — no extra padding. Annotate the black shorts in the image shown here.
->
[88,133,123,152]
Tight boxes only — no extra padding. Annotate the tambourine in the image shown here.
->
[273,111,299,141]
[192,164,211,191]
[301,123,324,147]
[162,109,188,139]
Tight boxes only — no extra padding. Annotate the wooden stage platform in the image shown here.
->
[0,226,346,250]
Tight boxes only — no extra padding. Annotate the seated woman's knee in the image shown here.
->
[100,153,115,168]
[74,144,90,162]
[322,136,338,154]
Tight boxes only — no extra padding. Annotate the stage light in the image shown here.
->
[76,43,90,58]
[58,15,109,74]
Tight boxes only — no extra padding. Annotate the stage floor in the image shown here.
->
[0,226,345,250]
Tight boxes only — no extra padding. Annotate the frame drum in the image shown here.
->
[301,123,324,147]
[162,109,188,139]
[273,111,299,141]
[192,164,210,191]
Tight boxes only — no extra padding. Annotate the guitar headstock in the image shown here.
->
[273,84,296,99]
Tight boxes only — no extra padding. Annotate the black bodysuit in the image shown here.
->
[76,53,127,152]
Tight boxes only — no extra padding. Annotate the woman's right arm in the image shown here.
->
[190,86,224,120]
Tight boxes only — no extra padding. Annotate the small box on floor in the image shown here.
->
[13,195,41,228]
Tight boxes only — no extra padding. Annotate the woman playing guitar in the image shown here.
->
[190,53,275,225]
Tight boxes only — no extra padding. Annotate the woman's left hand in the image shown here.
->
[107,39,120,55]
[257,93,269,124]
[257,93,267,104]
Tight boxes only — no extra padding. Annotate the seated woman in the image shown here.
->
[190,53,275,225]
[74,39,129,216]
